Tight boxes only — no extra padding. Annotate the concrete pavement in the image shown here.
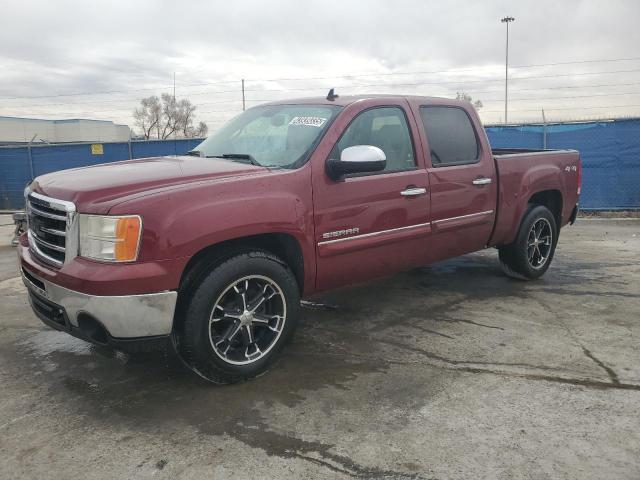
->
[0,217,638,479]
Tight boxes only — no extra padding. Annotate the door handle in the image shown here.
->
[472,177,492,186]
[400,187,427,197]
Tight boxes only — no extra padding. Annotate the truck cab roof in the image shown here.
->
[262,94,473,108]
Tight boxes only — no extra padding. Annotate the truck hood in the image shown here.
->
[31,155,267,214]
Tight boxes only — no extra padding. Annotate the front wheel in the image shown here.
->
[498,205,558,280]
[180,251,300,384]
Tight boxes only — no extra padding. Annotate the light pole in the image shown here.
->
[501,16,515,124]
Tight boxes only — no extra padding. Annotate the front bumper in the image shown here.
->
[21,266,177,341]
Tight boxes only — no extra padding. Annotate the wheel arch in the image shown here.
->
[528,189,563,230]
[172,232,305,337]
[178,232,305,295]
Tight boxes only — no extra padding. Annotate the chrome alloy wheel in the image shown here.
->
[208,275,286,365]
[527,218,553,269]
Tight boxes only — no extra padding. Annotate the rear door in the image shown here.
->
[410,101,497,262]
[312,100,431,291]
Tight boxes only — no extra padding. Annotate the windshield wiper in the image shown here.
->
[185,150,203,157]
[208,153,262,166]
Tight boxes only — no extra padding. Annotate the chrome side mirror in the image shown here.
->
[326,145,386,180]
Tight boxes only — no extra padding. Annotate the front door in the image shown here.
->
[312,102,431,291]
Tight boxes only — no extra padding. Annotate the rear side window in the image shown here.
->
[419,106,479,166]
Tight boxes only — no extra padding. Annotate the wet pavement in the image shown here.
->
[0,216,639,479]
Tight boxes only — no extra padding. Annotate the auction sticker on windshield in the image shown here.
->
[289,116,327,127]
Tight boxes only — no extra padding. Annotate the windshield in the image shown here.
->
[193,104,342,169]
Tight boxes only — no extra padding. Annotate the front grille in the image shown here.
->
[26,192,76,267]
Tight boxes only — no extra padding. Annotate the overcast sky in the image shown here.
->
[1,0,639,129]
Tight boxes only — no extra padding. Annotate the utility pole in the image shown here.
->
[542,108,547,149]
[27,134,37,180]
[241,79,246,111]
[501,16,515,125]
[173,72,176,101]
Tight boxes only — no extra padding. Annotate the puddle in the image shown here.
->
[18,330,93,357]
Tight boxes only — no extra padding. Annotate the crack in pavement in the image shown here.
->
[407,323,455,339]
[432,316,505,330]
[490,371,639,391]
[371,339,640,392]
[452,317,503,330]
[531,295,626,388]
[581,346,620,384]
[538,288,640,299]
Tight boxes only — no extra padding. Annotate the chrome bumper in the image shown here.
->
[21,268,177,339]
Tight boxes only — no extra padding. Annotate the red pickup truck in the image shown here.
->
[19,94,581,383]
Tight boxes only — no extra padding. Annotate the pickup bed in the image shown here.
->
[19,94,581,383]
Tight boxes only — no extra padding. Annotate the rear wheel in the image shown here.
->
[180,251,300,383]
[498,205,558,280]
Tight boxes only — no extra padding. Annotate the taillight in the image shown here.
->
[577,157,582,195]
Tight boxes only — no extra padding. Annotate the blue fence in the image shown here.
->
[0,138,202,210]
[486,119,640,210]
[1,120,639,210]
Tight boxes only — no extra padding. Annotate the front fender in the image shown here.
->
[109,169,316,290]
[162,193,311,259]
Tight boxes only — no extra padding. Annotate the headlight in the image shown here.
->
[79,214,142,262]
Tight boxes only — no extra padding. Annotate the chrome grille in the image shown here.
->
[26,192,77,267]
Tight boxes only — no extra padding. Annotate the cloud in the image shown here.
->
[1,0,639,125]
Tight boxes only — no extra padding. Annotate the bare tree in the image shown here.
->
[133,94,208,139]
[133,96,162,140]
[194,121,208,138]
[180,100,198,137]
[455,92,483,110]
[160,93,179,140]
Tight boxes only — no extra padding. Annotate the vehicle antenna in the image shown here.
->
[326,88,339,101]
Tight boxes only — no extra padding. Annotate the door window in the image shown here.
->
[420,106,480,166]
[331,107,416,173]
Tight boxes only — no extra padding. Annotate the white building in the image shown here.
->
[0,116,131,145]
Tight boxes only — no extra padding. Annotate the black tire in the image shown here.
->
[498,205,558,280]
[180,251,300,384]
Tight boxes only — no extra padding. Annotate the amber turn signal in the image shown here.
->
[114,216,141,261]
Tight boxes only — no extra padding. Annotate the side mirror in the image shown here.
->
[326,145,386,181]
